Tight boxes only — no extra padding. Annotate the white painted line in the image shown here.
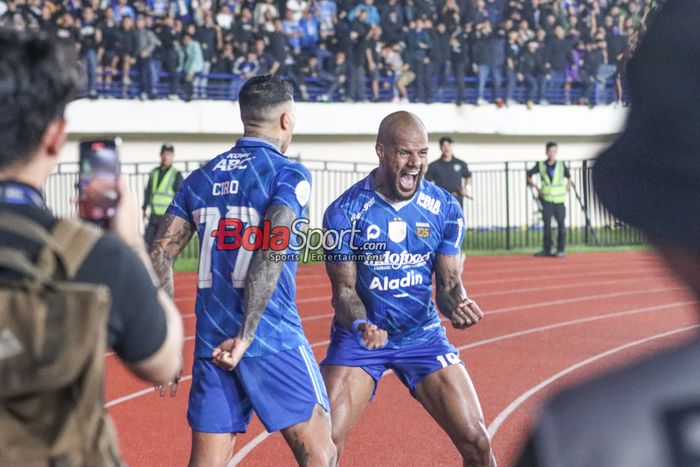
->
[486,324,700,438]
[228,431,272,466]
[230,300,696,464]
[105,375,192,408]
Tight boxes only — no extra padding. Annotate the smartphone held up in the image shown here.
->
[77,139,120,228]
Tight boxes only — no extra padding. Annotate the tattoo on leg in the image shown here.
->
[291,438,309,467]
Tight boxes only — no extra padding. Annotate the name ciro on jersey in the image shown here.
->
[364,250,431,270]
[369,270,424,291]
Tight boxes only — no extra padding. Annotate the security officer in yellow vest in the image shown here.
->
[526,142,571,258]
[142,144,183,248]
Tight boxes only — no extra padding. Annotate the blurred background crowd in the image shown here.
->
[0,0,657,104]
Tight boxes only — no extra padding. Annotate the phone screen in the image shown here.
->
[78,139,120,227]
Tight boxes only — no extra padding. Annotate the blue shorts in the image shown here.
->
[321,325,462,398]
[187,344,329,433]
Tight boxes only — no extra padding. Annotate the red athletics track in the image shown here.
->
[104,252,698,466]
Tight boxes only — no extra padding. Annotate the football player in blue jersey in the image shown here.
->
[149,75,336,467]
[321,111,496,466]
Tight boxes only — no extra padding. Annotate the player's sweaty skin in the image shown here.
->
[322,111,496,467]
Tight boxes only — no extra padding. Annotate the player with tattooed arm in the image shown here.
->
[149,75,335,467]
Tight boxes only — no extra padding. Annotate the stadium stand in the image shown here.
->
[0,0,649,104]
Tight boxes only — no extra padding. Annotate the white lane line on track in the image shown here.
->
[486,324,700,439]
[299,285,685,323]
[172,264,666,304]
[104,375,193,408]
[228,300,697,464]
[105,340,331,408]
[105,282,686,358]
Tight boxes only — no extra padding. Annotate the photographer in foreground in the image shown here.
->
[0,28,183,466]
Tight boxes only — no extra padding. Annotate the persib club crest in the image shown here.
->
[388,219,407,243]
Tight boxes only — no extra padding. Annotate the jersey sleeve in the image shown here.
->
[322,200,354,260]
[165,173,193,223]
[437,196,465,255]
[269,163,312,218]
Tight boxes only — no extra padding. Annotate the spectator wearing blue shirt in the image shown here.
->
[314,0,338,38]
[282,9,303,55]
[348,0,380,25]
[231,51,259,98]
[112,0,136,22]
[299,8,320,51]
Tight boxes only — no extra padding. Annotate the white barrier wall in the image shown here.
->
[63,100,626,165]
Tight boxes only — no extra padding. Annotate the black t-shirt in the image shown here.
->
[425,156,472,203]
[79,22,99,52]
[0,187,167,363]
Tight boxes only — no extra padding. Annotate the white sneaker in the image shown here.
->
[476,98,487,106]
[167,94,178,100]
[391,96,400,103]
[400,97,409,104]
[506,98,517,106]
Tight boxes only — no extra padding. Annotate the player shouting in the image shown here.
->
[321,111,496,466]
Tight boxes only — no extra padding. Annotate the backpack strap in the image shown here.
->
[0,247,49,283]
[50,219,103,279]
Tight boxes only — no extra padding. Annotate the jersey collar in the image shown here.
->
[0,181,47,210]
[235,137,286,157]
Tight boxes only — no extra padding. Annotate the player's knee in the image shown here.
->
[457,423,492,461]
[329,432,345,460]
[307,441,337,466]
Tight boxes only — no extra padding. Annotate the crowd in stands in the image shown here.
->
[0,0,650,104]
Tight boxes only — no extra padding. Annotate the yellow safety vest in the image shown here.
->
[538,161,566,204]
[148,166,177,216]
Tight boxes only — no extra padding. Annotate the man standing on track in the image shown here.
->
[320,111,496,466]
[142,143,183,248]
[517,0,700,464]
[148,75,336,467]
[527,142,571,258]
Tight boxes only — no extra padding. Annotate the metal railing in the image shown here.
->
[86,69,619,105]
[45,158,642,260]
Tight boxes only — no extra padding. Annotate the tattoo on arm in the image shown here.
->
[326,261,367,330]
[434,254,466,319]
[148,214,195,297]
[239,205,296,340]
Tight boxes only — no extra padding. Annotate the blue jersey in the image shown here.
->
[323,170,465,347]
[168,138,312,358]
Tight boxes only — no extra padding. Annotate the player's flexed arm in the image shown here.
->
[434,253,484,329]
[212,204,296,369]
[326,261,388,349]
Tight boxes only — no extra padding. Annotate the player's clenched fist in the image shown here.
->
[354,321,388,349]
[212,336,252,371]
[450,298,484,330]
